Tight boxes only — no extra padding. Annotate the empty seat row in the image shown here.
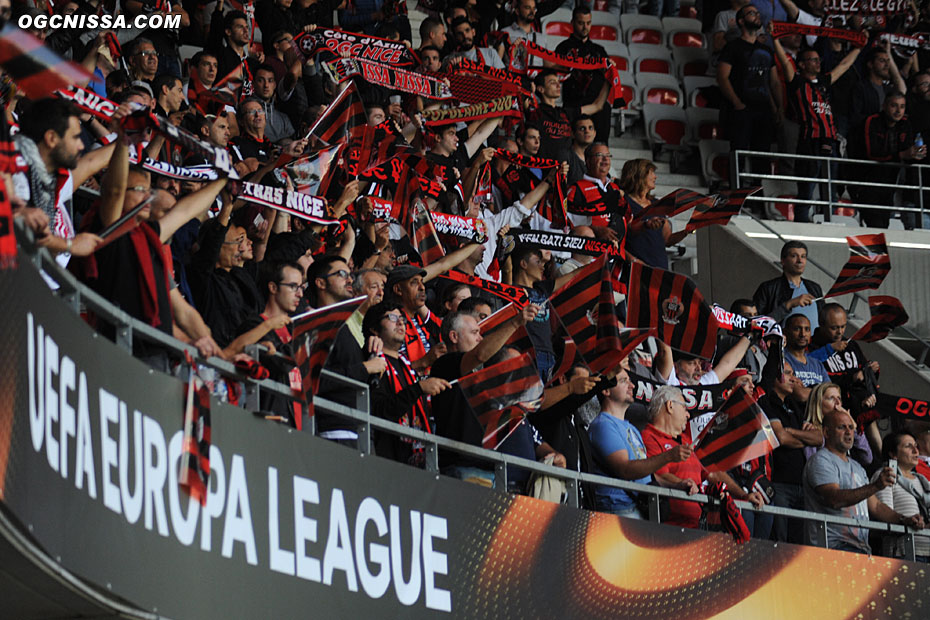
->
[541,12,706,49]
[614,73,719,110]
[604,43,711,81]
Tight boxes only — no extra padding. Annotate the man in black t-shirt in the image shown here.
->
[554,7,610,142]
[526,69,609,163]
[718,6,779,176]
[761,361,823,544]
[509,244,582,382]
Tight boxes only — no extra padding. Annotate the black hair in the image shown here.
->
[729,298,755,314]
[152,73,181,98]
[572,114,594,130]
[882,431,917,462]
[510,244,542,272]
[534,68,558,88]
[306,255,348,305]
[571,5,592,19]
[224,10,248,30]
[780,240,808,259]
[18,98,81,144]
[784,314,810,329]
[450,15,471,31]
[419,16,445,41]
[458,295,492,315]
[191,50,218,68]
[362,301,404,339]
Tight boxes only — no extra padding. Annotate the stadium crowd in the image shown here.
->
[5,0,930,559]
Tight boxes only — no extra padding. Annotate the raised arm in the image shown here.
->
[778,0,801,21]
[828,46,862,84]
[460,304,539,374]
[772,31,796,83]
[711,336,751,381]
[97,131,129,228]
[423,242,483,281]
[157,178,228,242]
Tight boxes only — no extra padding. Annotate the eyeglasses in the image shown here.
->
[278,282,307,292]
[592,152,611,159]
[223,237,245,245]
[127,186,151,194]
[325,269,350,279]
[135,50,158,57]
[244,109,265,118]
[671,400,689,409]
[382,313,404,324]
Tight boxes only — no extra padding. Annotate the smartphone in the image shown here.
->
[888,459,898,481]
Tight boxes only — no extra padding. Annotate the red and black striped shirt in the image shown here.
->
[789,72,837,142]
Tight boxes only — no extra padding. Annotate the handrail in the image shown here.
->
[14,222,921,559]
[738,212,930,370]
[732,148,929,222]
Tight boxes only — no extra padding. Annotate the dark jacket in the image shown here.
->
[752,274,824,324]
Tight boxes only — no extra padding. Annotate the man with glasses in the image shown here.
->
[230,98,273,164]
[232,261,305,424]
[307,255,353,309]
[566,143,628,246]
[128,38,159,83]
[772,30,861,222]
[362,301,451,464]
[642,385,763,527]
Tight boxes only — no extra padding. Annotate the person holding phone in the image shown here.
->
[872,432,930,562]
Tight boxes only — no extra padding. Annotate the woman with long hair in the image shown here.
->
[872,431,930,561]
[805,382,872,467]
[620,158,689,268]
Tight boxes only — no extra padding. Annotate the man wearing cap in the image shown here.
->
[389,264,446,371]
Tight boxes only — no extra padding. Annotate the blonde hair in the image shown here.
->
[805,382,841,427]
[619,158,657,199]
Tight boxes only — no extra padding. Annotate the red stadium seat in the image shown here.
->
[697,121,721,139]
[712,154,729,181]
[646,87,680,105]
[637,57,671,74]
[775,196,796,221]
[630,28,662,44]
[590,25,620,41]
[693,90,711,107]
[545,22,574,37]
[679,5,698,18]
[619,83,634,108]
[653,118,687,145]
[670,31,705,48]
[681,59,709,76]
[609,55,629,72]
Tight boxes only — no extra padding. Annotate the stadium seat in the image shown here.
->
[774,196,796,221]
[545,22,574,37]
[685,107,720,143]
[630,44,673,74]
[620,14,663,46]
[679,5,698,18]
[673,47,711,80]
[590,11,619,27]
[699,139,731,186]
[590,24,620,41]
[601,41,630,72]
[663,18,705,51]
[643,103,688,148]
[637,73,683,107]
[683,75,719,108]
[540,7,574,29]
[615,70,638,108]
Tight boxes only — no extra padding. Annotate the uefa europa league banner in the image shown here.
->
[0,262,927,619]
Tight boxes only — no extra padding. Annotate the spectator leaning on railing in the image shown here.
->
[803,410,923,554]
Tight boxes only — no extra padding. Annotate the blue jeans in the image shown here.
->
[742,507,774,540]
[536,351,556,383]
[647,0,679,16]
[606,504,644,520]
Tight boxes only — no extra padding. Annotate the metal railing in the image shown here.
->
[16,223,923,560]
[733,149,930,226]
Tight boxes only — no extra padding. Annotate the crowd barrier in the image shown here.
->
[733,148,930,225]
[2,224,929,618]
